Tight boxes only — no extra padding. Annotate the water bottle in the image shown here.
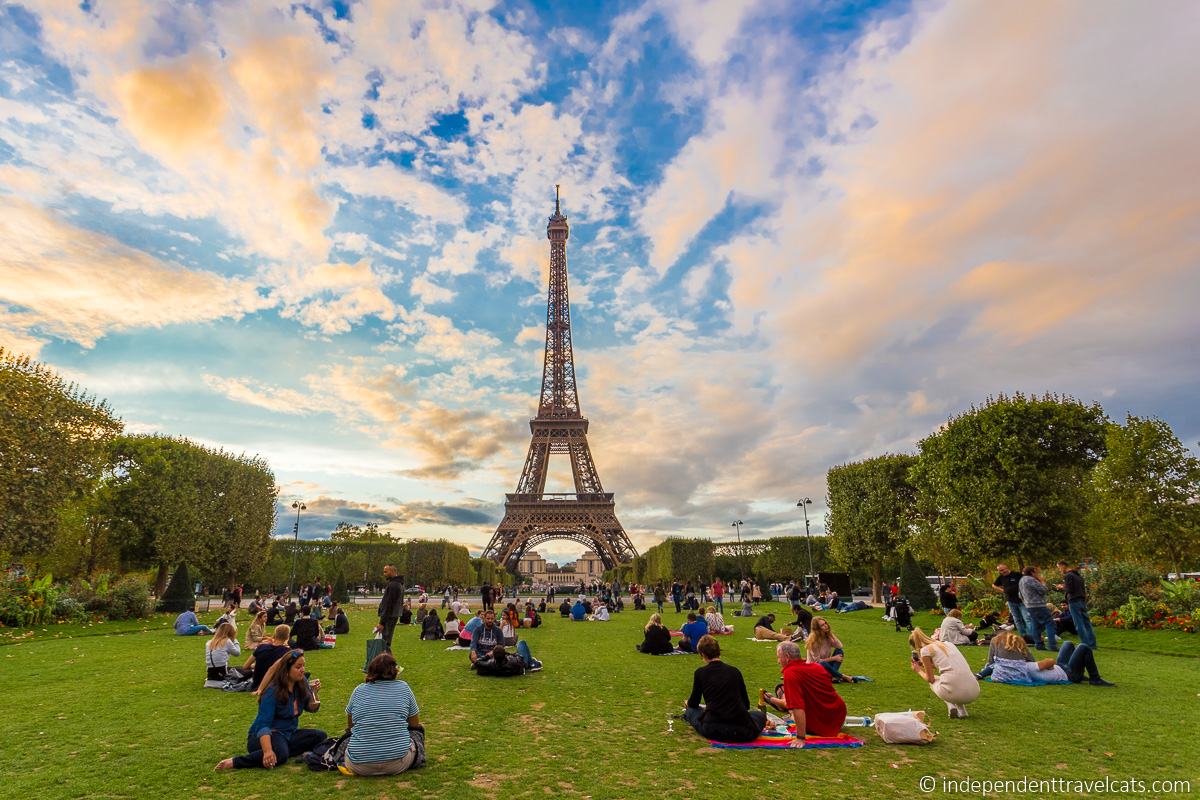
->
[843,715,872,727]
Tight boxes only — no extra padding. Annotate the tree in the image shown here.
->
[641,539,714,584]
[826,455,917,602]
[0,348,122,558]
[159,563,195,612]
[1089,416,1200,576]
[908,393,1106,567]
[899,551,938,611]
[330,522,390,542]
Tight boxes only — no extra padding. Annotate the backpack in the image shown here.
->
[303,731,351,771]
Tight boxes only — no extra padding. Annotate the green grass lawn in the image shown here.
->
[4,601,1199,799]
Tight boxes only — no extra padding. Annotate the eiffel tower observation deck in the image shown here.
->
[482,187,637,572]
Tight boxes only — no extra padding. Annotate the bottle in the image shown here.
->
[843,715,872,727]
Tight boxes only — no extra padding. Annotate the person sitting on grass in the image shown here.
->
[788,606,813,642]
[266,601,282,627]
[443,611,461,641]
[325,604,349,636]
[469,610,503,664]
[760,641,847,743]
[753,612,791,642]
[205,622,244,684]
[175,607,214,636]
[420,609,444,641]
[341,652,423,776]
[682,635,768,743]
[524,603,542,628]
[705,605,732,635]
[908,627,980,719]
[415,603,428,627]
[559,598,572,617]
[290,608,325,651]
[215,649,324,771]
[938,609,978,645]
[677,612,710,652]
[398,600,413,626]
[245,611,268,649]
[806,618,850,683]
[244,624,291,690]
[591,602,610,621]
[570,598,587,621]
[638,613,675,654]
[980,631,1114,686]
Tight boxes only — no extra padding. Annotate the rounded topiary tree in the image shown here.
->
[899,552,938,611]
[332,571,349,604]
[158,563,195,613]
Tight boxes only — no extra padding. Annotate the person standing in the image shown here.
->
[763,641,847,742]
[653,583,666,614]
[712,577,725,613]
[1019,566,1057,651]
[682,635,767,743]
[1056,561,1097,649]
[375,565,404,652]
[671,580,683,614]
[992,564,1030,637]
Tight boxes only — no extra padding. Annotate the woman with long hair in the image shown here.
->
[908,627,980,718]
[637,612,674,654]
[342,652,422,775]
[214,649,325,770]
[206,622,242,682]
[244,611,268,649]
[805,618,849,683]
[983,630,1114,686]
[443,610,461,641]
[420,608,444,641]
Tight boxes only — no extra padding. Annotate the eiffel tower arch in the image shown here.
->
[483,188,637,573]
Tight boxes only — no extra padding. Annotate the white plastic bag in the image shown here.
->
[873,710,935,744]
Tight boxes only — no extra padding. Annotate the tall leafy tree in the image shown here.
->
[826,454,916,602]
[0,348,122,558]
[1089,416,1200,576]
[908,393,1106,567]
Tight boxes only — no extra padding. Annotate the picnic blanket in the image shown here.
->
[445,645,472,651]
[652,649,697,656]
[709,729,864,750]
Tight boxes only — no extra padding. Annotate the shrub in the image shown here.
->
[0,572,60,627]
[955,577,995,607]
[107,575,154,620]
[332,572,349,604]
[963,593,1006,619]
[899,552,938,611]
[158,563,195,613]
[1114,595,1155,629]
[1087,562,1161,614]
[1158,579,1200,614]
[52,596,88,623]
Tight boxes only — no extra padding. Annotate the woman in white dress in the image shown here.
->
[909,628,980,719]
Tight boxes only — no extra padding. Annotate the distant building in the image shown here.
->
[514,549,607,588]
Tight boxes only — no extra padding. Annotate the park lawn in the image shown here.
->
[4,602,1198,800]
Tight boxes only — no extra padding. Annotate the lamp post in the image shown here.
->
[288,501,306,595]
[797,498,814,585]
[731,519,745,580]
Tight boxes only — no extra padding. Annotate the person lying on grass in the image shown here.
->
[753,613,791,642]
[214,649,324,770]
[908,627,979,719]
[473,643,542,676]
[682,635,768,743]
[341,652,422,776]
[205,622,245,683]
[760,641,847,745]
[677,612,709,652]
[806,618,851,683]
[638,613,675,654]
[977,631,1114,686]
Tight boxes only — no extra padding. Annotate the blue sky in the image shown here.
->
[2,0,1198,563]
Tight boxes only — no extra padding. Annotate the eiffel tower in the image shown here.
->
[483,188,637,573]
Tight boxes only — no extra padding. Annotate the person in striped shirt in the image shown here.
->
[342,653,423,776]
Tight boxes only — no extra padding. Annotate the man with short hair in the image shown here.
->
[375,565,404,652]
[244,624,292,690]
[1019,566,1057,650]
[753,612,790,642]
[682,635,767,743]
[992,564,1030,636]
[173,607,214,636]
[764,641,847,744]
[712,577,725,613]
[1056,560,1097,649]
[678,612,709,652]
[470,610,502,663]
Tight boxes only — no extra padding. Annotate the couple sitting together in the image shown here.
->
[683,635,848,746]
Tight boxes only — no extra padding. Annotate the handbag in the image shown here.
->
[364,632,386,671]
[323,633,337,648]
[873,710,935,744]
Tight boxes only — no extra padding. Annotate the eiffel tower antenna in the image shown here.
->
[482,191,637,573]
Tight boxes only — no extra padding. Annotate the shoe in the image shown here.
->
[948,705,962,719]
[1088,678,1115,687]
[337,765,354,776]
[957,705,969,718]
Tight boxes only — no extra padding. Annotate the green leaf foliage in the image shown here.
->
[827,454,916,600]
[641,538,715,584]
[899,551,938,611]
[0,348,122,557]
[908,393,1107,567]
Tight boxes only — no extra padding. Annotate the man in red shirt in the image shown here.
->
[762,641,847,745]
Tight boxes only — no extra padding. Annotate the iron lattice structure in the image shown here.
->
[483,189,637,572]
